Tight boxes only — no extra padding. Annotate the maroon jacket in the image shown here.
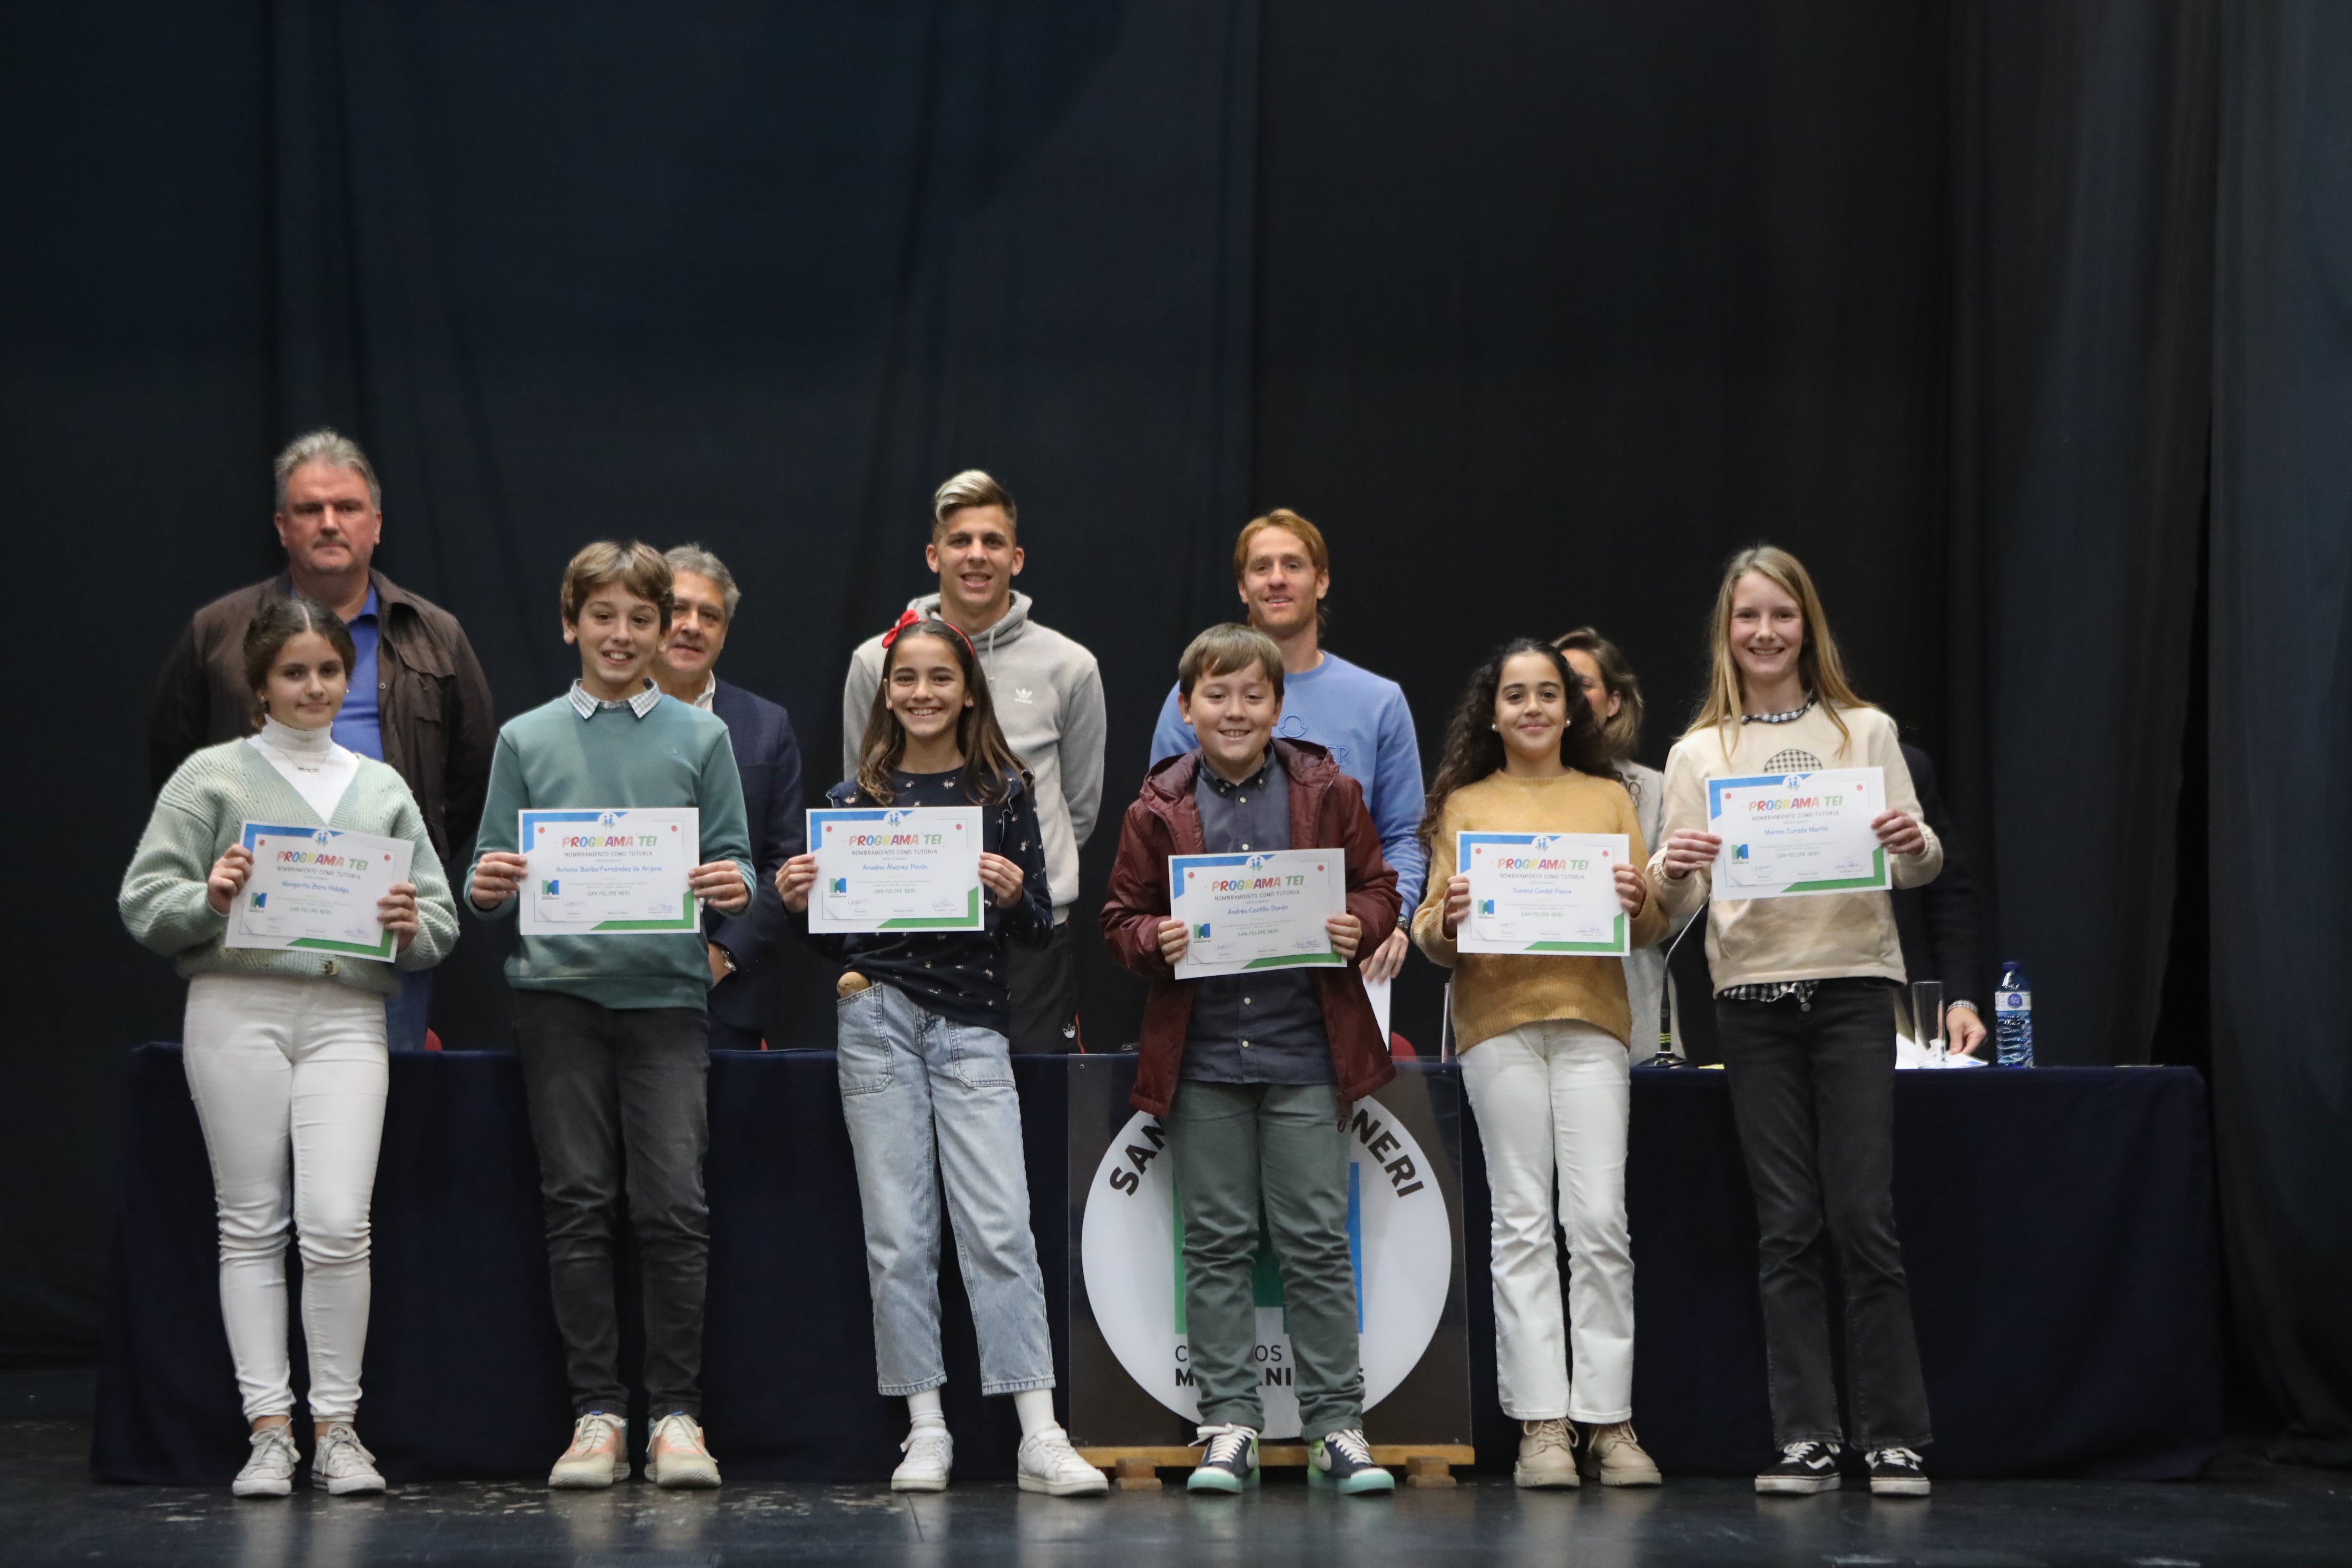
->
[1100,740,1399,1117]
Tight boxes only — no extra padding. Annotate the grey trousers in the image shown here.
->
[1167,1079,1364,1439]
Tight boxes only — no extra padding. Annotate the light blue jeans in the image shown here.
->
[836,981,1056,1396]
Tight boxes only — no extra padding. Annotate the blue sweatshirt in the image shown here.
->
[1150,651,1427,913]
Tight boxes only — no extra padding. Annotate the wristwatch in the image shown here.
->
[712,944,738,977]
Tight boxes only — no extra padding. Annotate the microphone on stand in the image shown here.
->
[1647,900,1706,1068]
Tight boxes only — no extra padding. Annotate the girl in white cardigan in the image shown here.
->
[120,595,456,1498]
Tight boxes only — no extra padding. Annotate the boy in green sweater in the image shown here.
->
[466,541,754,1492]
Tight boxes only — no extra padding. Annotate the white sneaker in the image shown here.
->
[891,1425,953,1492]
[548,1412,629,1489]
[1016,1426,1109,1496]
[310,1423,385,1495]
[646,1413,720,1490]
[233,1423,301,1498]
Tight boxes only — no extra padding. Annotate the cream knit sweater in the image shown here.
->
[1650,702,1941,992]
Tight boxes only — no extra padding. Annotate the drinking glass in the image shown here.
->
[1911,979,1945,1064]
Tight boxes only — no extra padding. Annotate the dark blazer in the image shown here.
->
[704,677,806,1036]
[1893,743,1985,1010]
[148,570,497,866]
[1099,740,1398,1118]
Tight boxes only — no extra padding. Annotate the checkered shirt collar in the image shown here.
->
[568,678,663,720]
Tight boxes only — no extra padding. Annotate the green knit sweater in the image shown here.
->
[465,691,754,1011]
[120,739,458,994]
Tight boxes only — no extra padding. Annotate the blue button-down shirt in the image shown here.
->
[1181,750,1332,1085]
[330,587,384,760]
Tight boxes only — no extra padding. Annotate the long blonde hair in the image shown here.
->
[1685,545,1871,752]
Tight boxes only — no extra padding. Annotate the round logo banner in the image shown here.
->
[1079,1094,1451,1438]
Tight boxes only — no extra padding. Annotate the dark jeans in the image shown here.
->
[513,989,711,1419]
[1718,979,1932,1451]
[1006,920,1079,1053]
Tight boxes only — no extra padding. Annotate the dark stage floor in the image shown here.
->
[7,1375,2348,1567]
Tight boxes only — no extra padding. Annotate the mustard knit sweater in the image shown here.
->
[1410,769,1668,1052]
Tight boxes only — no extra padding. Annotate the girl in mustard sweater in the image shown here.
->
[1411,638,1667,1489]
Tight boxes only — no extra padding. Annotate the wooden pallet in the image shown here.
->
[1077,1445,1473,1490]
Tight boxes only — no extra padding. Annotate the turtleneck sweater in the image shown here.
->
[247,716,360,822]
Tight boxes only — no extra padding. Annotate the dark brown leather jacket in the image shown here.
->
[148,571,497,865]
[1099,740,1399,1116]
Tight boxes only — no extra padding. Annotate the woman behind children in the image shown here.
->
[1554,628,1690,1061]
[119,596,457,1498]
[777,614,1106,1497]
[1411,639,1668,1489]
[1652,545,1942,1497]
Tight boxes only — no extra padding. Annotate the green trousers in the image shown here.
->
[1168,1079,1364,1439]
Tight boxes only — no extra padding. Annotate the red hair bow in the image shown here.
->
[879,608,975,659]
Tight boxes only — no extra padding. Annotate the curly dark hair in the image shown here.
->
[1418,638,1616,852]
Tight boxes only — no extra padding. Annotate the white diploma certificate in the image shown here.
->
[1456,831,1630,956]
[1169,849,1346,979]
[807,807,985,933]
[226,822,413,959]
[520,808,699,934]
[1707,767,1890,899]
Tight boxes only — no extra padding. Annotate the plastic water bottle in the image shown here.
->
[1994,961,2034,1067]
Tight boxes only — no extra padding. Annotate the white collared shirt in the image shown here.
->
[567,678,663,720]
[689,672,717,713]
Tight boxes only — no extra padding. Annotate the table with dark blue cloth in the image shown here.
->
[93,1049,2217,1483]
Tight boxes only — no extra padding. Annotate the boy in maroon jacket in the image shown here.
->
[1100,624,1399,1496]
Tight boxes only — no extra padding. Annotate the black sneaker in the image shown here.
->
[1866,1446,1929,1496]
[1755,1439,1842,1495]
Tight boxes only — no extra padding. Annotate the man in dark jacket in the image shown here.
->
[1893,743,1987,1056]
[148,428,497,1050]
[656,544,805,1051]
[1100,624,1398,1497]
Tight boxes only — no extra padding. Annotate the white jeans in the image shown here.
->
[1461,1017,1634,1423]
[182,974,388,1423]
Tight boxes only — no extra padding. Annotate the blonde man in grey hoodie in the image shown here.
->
[842,471,1107,1052]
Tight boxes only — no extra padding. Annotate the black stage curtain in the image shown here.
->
[2209,0,2352,1467]
[1945,0,2217,1065]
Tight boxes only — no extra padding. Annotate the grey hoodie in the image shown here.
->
[842,591,1106,917]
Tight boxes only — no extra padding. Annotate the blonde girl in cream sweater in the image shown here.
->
[1651,545,1942,1499]
[1412,638,1667,1489]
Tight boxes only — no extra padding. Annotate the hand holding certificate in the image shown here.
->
[1706,767,1891,899]
[223,823,415,960]
[1168,849,1347,978]
[1456,831,1631,956]
[806,807,985,933]
[518,808,700,934]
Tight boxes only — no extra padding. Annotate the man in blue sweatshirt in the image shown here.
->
[467,541,753,1494]
[1150,509,1425,986]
